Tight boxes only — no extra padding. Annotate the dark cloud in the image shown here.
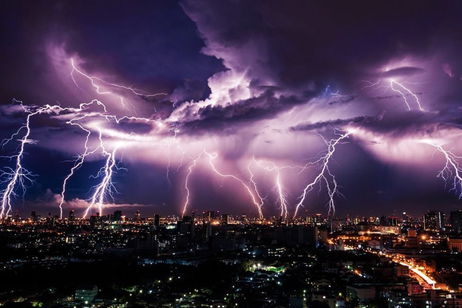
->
[291,116,369,132]
[292,110,462,139]
[182,0,461,91]
[170,79,211,104]
[0,0,224,106]
[179,90,313,134]
[109,121,153,135]
[380,67,425,79]
[354,110,462,138]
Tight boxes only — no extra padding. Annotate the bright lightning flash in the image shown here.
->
[419,139,462,199]
[0,104,66,219]
[70,58,167,108]
[293,131,352,218]
[181,153,202,218]
[181,151,264,219]
[389,79,425,111]
[0,99,155,219]
[205,151,263,219]
[250,159,290,219]
[82,135,120,218]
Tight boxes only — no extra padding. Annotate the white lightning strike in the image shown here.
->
[389,79,424,111]
[181,151,264,219]
[58,119,100,219]
[275,170,289,220]
[57,103,176,218]
[293,131,352,218]
[0,99,157,219]
[83,130,120,218]
[70,58,167,108]
[205,151,263,219]
[361,79,424,112]
[165,129,186,186]
[251,159,289,219]
[246,161,265,215]
[0,104,67,219]
[181,153,202,217]
[419,139,462,199]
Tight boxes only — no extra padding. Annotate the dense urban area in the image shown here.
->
[1,209,462,307]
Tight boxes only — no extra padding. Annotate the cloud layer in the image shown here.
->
[1,0,462,217]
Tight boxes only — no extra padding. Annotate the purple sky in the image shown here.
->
[1,0,462,218]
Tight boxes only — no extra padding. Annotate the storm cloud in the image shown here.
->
[1,0,462,217]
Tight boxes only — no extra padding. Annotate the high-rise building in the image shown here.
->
[134,210,141,221]
[177,215,195,237]
[221,214,229,225]
[89,215,99,227]
[113,210,122,222]
[450,210,462,234]
[379,216,399,226]
[68,210,75,221]
[405,229,418,248]
[203,210,218,222]
[204,222,212,240]
[154,214,160,227]
[423,210,445,231]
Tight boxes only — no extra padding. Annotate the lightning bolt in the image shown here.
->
[361,79,424,112]
[181,151,264,219]
[83,130,120,218]
[293,131,351,218]
[246,161,265,215]
[70,58,167,108]
[274,168,289,220]
[57,119,100,219]
[0,99,153,219]
[165,129,186,186]
[204,151,263,219]
[0,104,67,219]
[389,79,424,111]
[60,104,165,218]
[1,94,358,221]
[250,159,289,219]
[181,153,201,217]
[57,103,174,219]
[419,139,462,199]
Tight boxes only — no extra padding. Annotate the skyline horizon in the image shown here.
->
[11,203,462,219]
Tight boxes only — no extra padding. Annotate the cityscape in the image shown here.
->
[2,0,462,307]
[1,210,462,307]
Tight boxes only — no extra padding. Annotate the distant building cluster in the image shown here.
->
[1,209,462,307]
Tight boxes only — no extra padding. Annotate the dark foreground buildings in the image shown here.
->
[1,210,462,307]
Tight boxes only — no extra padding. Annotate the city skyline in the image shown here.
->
[2,1,462,219]
[3,3,462,306]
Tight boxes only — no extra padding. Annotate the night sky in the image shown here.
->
[1,0,462,218]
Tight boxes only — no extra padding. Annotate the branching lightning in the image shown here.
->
[246,160,265,215]
[293,131,352,218]
[83,131,120,218]
[165,129,186,186]
[204,151,263,219]
[419,139,462,199]
[0,99,152,219]
[70,58,167,108]
[181,151,264,219]
[0,104,66,219]
[250,159,290,219]
[58,119,100,219]
[389,79,424,112]
[361,78,424,111]
[0,64,441,222]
